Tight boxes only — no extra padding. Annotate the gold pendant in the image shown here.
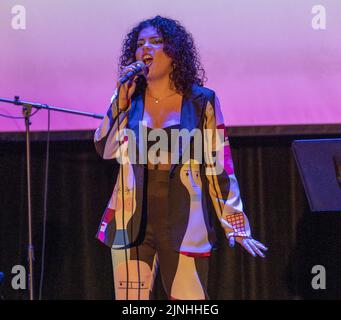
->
[155,99,159,103]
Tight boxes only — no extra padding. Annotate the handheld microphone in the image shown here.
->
[119,61,148,84]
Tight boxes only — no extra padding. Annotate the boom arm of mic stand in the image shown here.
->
[0,96,105,119]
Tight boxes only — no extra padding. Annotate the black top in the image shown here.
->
[145,124,181,170]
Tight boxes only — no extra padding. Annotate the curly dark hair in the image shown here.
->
[118,15,206,95]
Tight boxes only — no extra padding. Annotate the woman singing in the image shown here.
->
[94,15,267,300]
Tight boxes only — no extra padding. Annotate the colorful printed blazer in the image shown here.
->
[94,84,251,256]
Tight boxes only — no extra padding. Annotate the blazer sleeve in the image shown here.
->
[94,89,131,159]
[204,94,251,238]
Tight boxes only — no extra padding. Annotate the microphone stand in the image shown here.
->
[23,101,34,301]
[0,96,104,300]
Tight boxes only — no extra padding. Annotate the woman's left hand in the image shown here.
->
[229,236,268,258]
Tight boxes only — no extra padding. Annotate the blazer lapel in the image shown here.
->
[170,85,207,174]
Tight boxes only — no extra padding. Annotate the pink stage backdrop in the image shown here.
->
[0,0,340,132]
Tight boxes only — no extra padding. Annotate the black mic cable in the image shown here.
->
[116,68,146,300]
[115,82,131,300]
[39,107,51,300]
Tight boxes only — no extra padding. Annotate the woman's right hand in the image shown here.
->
[116,64,140,111]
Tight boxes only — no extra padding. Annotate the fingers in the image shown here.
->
[240,239,257,257]
[243,239,267,258]
[119,64,141,84]
[252,239,268,251]
[247,240,266,258]
[222,219,268,258]
[120,65,139,78]
[117,66,138,91]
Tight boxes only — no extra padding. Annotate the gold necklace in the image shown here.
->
[146,90,177,104]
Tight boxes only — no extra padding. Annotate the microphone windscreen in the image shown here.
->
[134,61,148,76]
